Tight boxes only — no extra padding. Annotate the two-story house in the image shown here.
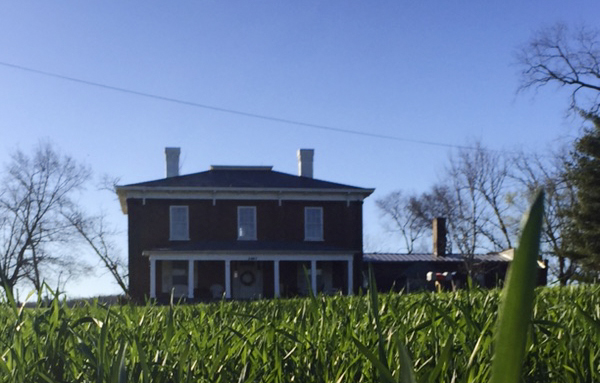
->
[116,148,374,302]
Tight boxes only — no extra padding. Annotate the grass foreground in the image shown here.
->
[0,286,599,383]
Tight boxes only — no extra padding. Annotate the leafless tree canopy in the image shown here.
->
[435,143,516,256]
[0,143,91,296]
[517,23,600,114]
[376,139,584,284]
[510,147,577,285]
[377,143,516,258]
[62,209,128,295]
[0,143,128,298]
[376,191,430,253]
[444,143,515,255]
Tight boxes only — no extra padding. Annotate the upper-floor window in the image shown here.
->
[238,206,257,240]
[305,207,323,241]
[170,206,189,241]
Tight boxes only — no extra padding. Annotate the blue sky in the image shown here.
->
[1,1,598,298]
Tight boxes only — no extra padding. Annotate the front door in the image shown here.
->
[232,263,263,299]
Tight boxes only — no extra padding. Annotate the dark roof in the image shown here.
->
[363,253,511,263]
[144,240,355,254]
[121,167,370,191]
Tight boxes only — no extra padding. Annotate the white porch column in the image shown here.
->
[311,260,317,296]
[225,260,231,299]
[274,260,280,298]
[347,257,354,296]
[149,258,156,299]
[188,259,194,299]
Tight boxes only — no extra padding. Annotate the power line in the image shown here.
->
[0,60,478,150]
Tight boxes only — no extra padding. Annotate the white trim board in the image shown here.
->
[116,188,373,213]
[147,253,355,262]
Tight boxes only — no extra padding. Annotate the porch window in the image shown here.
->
[160,260,188,297]
[305,207,323,241]
[170,206,189,240]
[238,206,257,240]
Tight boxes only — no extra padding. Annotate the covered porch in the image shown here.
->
[147,253,355,300]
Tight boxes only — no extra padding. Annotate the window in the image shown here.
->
[238,206,257,240]
[305,207,323,241]
[161,261,188,297]
[170,206,189,240]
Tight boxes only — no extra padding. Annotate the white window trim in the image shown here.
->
[170,205,189,241]
[237,206,257,241]
[304,207,323,241]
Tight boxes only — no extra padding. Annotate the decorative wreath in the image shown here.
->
[240,271,255,286]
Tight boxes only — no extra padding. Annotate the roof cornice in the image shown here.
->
[116,186,375,214]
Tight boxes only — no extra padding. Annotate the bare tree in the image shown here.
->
[516,23,600,114]
[0,143,91,297]
[376,191,430,253]
[405,184,457,253]
[444,142,515,255]
[447,147,487,255]
[63,209,128,295]
[510,147,577,285]
[378,142,516,262]
[473,146,516,250]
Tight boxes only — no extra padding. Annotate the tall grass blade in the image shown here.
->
[395,333,417,383]
[351,336,396,383]
[426,333,453,383]
[489,190,544,383]
[367,267,388,370]
[1,280,18,317]
[575,304,600,337]
[352,266,418,383]
[134,335,151,383]
[110,340,128,383]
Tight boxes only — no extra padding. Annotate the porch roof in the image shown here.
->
[363,253,512,263]
[143,240,356,255]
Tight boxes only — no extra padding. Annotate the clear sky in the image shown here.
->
[1,1,598,298]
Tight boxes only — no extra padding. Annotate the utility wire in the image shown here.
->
[0,61,478,150]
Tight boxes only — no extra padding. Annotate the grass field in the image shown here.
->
[0,285,598,383]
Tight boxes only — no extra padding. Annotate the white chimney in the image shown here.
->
[297,149,314,178]
[165,147,180,178]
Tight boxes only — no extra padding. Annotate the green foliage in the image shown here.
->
[0,284,598,382]
[566,112,600,278]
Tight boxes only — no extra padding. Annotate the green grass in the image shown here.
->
[0,285,599,382]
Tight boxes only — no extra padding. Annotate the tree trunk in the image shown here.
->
[558,256,568,286]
